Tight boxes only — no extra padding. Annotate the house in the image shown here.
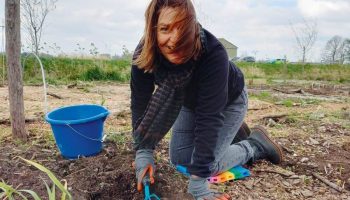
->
[218,38,238,60]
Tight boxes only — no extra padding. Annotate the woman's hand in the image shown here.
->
[188,175,231,200]
[134,149,155,191]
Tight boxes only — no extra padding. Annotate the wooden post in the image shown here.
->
[5,0,27,140]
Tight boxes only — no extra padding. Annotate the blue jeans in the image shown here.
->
[169,88,254,176]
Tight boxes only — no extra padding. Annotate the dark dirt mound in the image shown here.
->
[0,133,188,200]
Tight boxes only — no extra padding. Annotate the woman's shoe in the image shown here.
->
[247,125,283,164]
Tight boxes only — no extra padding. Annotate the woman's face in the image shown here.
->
[157,7,184,65]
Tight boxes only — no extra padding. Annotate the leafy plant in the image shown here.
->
[0,180,38,200]
[0,157,72,200]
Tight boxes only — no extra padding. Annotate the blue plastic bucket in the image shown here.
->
[45,104,110,159]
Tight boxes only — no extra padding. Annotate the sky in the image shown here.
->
[0,0,349,62]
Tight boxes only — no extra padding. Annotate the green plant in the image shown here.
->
[0,180,42,200]
[252,91,273,102]
[84,66,104,81]
[282,99,294,107]
[100,94,106,106]
[106,131,127,145]
[236,62,350,83]
[0,157,72,200]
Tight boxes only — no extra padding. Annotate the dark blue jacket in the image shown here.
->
[130,29,245,177]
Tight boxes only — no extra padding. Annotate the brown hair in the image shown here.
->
[133,0,202,72]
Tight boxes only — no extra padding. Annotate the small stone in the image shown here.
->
[267,118,277,127]
[301,126,307,131]
[292,179,301,185]
[289,175,300,179]
[300,157,309,163]
[318,188,326,194]
[301,189,313,197]
[244,179,255,190]
[264,182,273,188]
[307,162,318,168]
[309,137,319,145]
[282,180,291,187]
[318,126,327,133]
[68,162,75,171]
[292,191,300,197]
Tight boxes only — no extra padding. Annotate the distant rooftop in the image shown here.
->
[218,38,238,49]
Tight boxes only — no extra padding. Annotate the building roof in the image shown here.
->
[218,38,238,49]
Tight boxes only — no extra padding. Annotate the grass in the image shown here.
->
[105,131,129,145]
[105,124,133,145]
[249,91,280,104]
[0,55,131,85]
[237,62,350,83]
[1,54,349,85]
[281,99,294,107]
[323,110,350,129]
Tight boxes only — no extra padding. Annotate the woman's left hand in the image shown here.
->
[188,176,231,200]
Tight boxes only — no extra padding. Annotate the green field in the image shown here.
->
[0,55,349,85]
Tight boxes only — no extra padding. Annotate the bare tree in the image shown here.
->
[322,37,350,64]
[322,35,344,64]
[340,39,350,64]
[5,0,27,140]
[290,19,318,63]
[21,0,57,55]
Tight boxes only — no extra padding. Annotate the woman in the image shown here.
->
[131,0,283,199]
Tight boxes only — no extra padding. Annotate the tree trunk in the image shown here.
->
[5,0,27,140]
[34,28,39,55]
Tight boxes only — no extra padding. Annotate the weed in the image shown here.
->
[107,132,127,144]
[307,111,326,121]
[105,128,132,145]
[0,157,72,200]
[282,99,294,107]
[100,94,106,106]
[250,91,274,103]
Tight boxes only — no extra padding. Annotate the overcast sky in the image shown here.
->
[0,0,349,61]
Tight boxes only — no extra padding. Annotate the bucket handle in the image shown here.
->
[65,123,106,142]
[95,111,110,122]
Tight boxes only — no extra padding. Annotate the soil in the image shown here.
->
[0,81,350,200]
